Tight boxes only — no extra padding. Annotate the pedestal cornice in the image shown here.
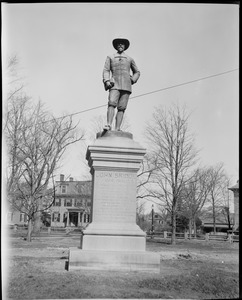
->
[86,131,146,173]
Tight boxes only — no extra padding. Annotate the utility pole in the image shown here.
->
[151,204,154,238]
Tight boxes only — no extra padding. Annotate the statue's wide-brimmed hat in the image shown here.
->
[112,38,130,51]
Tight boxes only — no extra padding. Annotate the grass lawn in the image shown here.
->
[3,232,239,299]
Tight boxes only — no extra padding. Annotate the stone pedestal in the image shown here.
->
[68,131,160,272]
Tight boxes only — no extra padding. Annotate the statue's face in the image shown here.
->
[117,43,125,53]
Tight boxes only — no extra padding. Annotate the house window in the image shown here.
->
[7,212,13,222]
[20,213,27,222]
[64,199,72,207]
[76,184,83,194]
[63,213,67,222]
[74,199,83,207]
[54,199,61,206]
[80,199,91,207]
[84,214,90,223]
[20,213,25,222]
[52,212,60,222]
[61,185,67,194]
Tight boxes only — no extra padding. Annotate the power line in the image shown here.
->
[43,68,239,122]
[130,68,239,100]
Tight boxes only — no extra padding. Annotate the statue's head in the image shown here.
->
[112,38,130,51]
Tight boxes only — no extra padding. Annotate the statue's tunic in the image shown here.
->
[103,52,140,93]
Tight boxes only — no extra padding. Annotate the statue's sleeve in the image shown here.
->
[130,58,140,84]
[103,56,111,83]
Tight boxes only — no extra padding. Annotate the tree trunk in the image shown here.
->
[193,217,197,238]
[189,218,192,239]
[33,198,43,234]
[227,208,231,231]
[33,194,44,234]
[171,211,176,244]
[27,219,32,242]
[33,212,41,234]
[212,201,216,234]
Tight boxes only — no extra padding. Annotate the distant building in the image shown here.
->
[6,209,28,227]
[148,212,166,225]
[6,187,55,227]
[228,180,239,231]
[50,174,92,228]
[146,207,171,232]
[201,212,235,233]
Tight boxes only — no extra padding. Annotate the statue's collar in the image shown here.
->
[114,52,127,58]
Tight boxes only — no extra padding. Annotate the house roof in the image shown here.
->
[228,180,239,191]
[66,208,85,212]
[202,223,233,228]
[55,180,92,196]
[201,212,235,225]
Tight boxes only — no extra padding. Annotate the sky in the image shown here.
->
[2,3,239,188]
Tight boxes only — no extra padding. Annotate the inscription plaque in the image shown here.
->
[93,170,137,223]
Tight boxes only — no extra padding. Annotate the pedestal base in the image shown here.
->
[82,234,146,251]
[68,248,161,272]
[73,131,161,273]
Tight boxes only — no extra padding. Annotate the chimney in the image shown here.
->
[69,177,74,182]
[60,174,64,181]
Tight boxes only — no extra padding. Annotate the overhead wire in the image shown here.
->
[129,68,239,99]
[48,68,238,122]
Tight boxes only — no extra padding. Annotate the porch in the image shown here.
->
[64,208,85,228]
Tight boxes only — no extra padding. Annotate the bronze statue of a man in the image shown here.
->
[102,38,140,131]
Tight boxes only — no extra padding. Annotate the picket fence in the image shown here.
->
[10,225,239,243]
[147,231,239,243]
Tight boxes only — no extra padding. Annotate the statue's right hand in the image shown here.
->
[104,81,113,90]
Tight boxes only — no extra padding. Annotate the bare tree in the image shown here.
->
[220,178,233,231]
[4,55,26,102]
[179,167,212,237]
[136,200,148,231]
[144,104,199,244]
[4,56,30,195]
[5,96,30,195]
[207,163,228,234]
[4,56,85,241]
[73,180,92,218]
[136,154,158,201]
